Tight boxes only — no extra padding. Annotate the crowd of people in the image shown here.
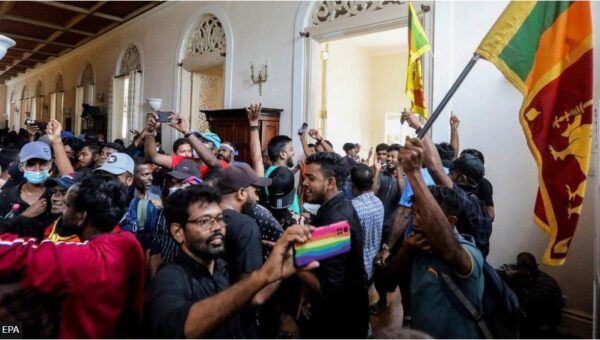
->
[0,104,562,338]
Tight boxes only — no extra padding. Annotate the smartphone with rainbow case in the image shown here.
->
[293,221,351,268]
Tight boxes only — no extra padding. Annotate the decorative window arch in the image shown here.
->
[185,14,226,58]
[55,74,64,92]
[119,44,142,76]
[35,80,44,97]
[311,1,403,26]
[80,63,94,86]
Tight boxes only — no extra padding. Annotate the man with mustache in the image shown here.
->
[147,185,317,338]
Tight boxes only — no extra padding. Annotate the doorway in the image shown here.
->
[183,63,225,131]
[313,28,415,157]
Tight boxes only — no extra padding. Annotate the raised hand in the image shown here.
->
[399,137,425,173]
[401,109,422,131]
[246,103,262,125]
[168,112,189,134]
[308,129,322,141]
[450,112,460,129]
[46,119,62,142]
[146,112,160,134]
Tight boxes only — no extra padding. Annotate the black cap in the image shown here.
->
[167,160,202,180]
[217,163,272,195]
[267,167,295,209]
[451,154,484,183]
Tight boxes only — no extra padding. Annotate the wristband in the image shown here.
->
[415,127,422,133]
[183,131,193,138]
[250,125,259,130]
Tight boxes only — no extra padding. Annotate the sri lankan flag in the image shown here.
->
[406,2,430,118]
[477,1,593,265]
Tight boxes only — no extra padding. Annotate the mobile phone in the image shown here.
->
[293,220,351,268]
[156,111,173,123]
[297,122,308,135]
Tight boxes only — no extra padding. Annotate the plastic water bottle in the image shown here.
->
[3,203,20,220]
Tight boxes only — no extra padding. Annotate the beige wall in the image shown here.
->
[325,39,372,155]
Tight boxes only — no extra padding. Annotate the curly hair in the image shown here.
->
[429,185,461,218]
[305,152,348,189]
[164,185,222,227]
[172,138,191,154]
[71,175,129,232]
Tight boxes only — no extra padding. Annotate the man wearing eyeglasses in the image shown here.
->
[0,141,55,232]
[147,184,313,338]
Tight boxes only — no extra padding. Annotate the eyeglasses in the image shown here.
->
[186,215,226,230]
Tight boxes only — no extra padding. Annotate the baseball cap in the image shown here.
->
[19,141,52,162]
[94,152,134,176]
[167,159,202,180]
[451,153,484,183]
[267,166,295,209]
[45,175,76,190]
[217,163,272,195]
[193,131,221,149]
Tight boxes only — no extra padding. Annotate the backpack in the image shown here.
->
[436,235,524,339]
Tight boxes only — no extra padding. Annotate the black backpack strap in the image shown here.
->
[438,270,493,339]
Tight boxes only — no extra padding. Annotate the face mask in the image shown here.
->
[24,170,49,184]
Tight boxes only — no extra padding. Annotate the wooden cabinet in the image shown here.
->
[201,108,282,164]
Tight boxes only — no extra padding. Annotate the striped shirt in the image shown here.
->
[351,191,384,280]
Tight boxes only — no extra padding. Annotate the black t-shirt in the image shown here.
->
[376,171,400,227]
[147,254,243,338]
[246,204,283,260]
[222,209,264,281]
[301,192,369,338]
[477,177,494,207]
[0,182,55,237]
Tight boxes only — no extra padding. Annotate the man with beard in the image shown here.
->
[265,135,300,213]
[217,165,273,338]
[77,141,101,173]
[147,185,317,338]
[217,165,271,282]
[298,152,369,339]
[0,175,145,338]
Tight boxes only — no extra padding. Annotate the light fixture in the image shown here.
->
[0,35,15,60]
[146,98,162,111]
[250,62,268,96]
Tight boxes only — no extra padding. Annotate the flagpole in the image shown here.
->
[417,53,480,139]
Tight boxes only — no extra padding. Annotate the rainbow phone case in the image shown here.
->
[293,221,351,268]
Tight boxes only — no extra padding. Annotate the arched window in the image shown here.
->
[179,14,226,132]
[111,44,143,140]
[185,14,226,58]
[50,74,65,122]
[32,80,46,121]
[75,63,95,134]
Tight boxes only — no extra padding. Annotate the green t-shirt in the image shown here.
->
[265,165,300,214]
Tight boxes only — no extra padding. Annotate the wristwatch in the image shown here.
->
[183,131,193,138]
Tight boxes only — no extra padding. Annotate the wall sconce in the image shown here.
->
[146,98,162,111]
[250,62,268,96]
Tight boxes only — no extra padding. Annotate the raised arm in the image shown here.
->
[371,152,382,194]
[300,130,314,157]
[182,226,318,338]
[169,113,221,169]
[400,137,472,276]
[144,113,173,169]
[308,129,333,152]
[247,103,265,176]
[449,112,460,159]
[46,120,74,176]
[401,110,453,189]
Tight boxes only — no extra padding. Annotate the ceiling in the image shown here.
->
[0,1,163,84]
